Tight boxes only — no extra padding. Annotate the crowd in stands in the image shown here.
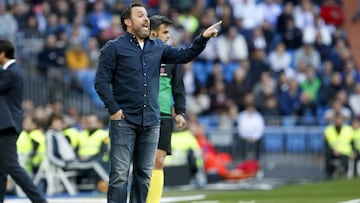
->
[2,0,360,192]
[0,0,358,126]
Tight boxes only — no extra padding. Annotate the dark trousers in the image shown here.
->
[239,137,262,161]
[0,129,47,203]
[325,152,349,178]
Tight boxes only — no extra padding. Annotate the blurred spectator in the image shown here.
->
[45,113,109,189]
[72,0,87,17]
[104,14,124,40]
[318,71,343,108]
[65,43,91,91]
[187,87,211,116]
[214,0,232,32]
[257,0,282,29]
[280,16,303,50]
[226,67,251,111]
[65,43,89,71]
[66,14,90,48]
[253,71,276,110]
[268,42,292,75]
[277,1,294,35]
[302,14,332,45]
[33,2,51,33]
[37,34,66,82]
[209,80,229,115]
[293,0,316,30]
[319,60,334,85]
[248,49,271,87]
[85,1,112,37]
[278,79,302,116]
[349,83,360,118]
[324,112,354,178]
[323,98,352,124]
[261,95,281,125]
[296,92,317,119]
[13,2,32,31]
[0,2,18,43]
[319,0,344,27]
[343,59,360,83]
[236,93,265,161]
[294,43,321,71]
[164,126,206,187]
[300,67,321,104]
[328,38,351,72]
[27,117,46,173]
[77,114,109,170]
[45,13,64,36]
[178,7,199,34]
[217,26,248,82]
[207,63,225,90]
[231,0,261,30]
[248,27,268,52]
[17,115,38,174]
[260,20,277,52]
[183,61,197,96]
[336,89,353,115]
[314,30,332,62]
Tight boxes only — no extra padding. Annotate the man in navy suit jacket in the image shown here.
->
[0,39,47,203]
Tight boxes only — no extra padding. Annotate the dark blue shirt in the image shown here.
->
[94,32,208,126]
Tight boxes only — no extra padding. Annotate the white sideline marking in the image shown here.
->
[5,194,206,203]
[161,194,206,202]
[338,199,360,203]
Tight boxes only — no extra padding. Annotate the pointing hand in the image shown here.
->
[202,21,222,38]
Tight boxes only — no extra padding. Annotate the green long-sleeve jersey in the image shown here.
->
[158,63,186,119]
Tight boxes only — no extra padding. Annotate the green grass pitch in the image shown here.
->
[163,178,360,203]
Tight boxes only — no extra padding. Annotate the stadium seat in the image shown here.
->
[281,116,297,126]
[307,131,324,153]
[33,157,78,196]
[263,128,284,152]
[285,130,306,153]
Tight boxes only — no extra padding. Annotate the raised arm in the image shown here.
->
[161,21,222,64]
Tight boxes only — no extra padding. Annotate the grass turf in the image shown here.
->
[163,178,360,203]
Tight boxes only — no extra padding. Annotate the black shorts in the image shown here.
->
[158,118,173,155]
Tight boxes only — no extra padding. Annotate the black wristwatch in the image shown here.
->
[176,112,186,117]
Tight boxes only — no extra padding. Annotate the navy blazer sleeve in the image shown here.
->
[0,65,24,133]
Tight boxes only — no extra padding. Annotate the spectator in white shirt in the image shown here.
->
[268,42,292,74]
[236,93,265,161]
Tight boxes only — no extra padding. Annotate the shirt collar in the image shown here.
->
[125,32,149,42]
[3,59,16,70]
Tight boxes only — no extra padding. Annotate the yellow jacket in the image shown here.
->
[325,125,354,156]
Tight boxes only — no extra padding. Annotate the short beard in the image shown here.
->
[134,27,149,39]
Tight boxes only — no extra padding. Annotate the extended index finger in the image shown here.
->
[211,20,222,28]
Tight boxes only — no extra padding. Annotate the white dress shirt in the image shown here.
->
[3,59,16,70]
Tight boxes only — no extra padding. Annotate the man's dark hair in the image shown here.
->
[149,15,172,31]
[121,2,145,31]
[0,39,14,59]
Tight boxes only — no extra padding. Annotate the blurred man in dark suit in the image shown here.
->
[0,39,47,203]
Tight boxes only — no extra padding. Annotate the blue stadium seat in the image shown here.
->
[198,115,210,127]
[281,116,297,126]
[263,128,284,152]
[285,130,306,153]
[307,129,324,153]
